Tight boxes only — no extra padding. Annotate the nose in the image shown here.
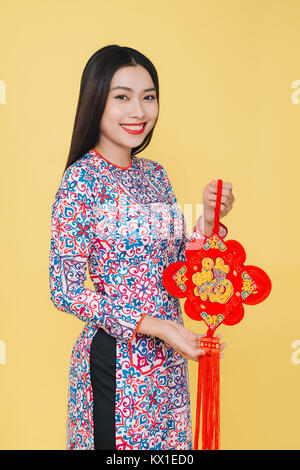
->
[128,97,145,119]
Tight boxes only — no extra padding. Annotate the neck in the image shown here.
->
[94,142,132,167]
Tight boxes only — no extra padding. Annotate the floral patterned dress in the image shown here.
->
[49,148,226,450]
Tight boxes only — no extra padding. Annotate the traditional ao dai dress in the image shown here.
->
[49,148,227,450]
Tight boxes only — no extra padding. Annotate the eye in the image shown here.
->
[114,94,156,101]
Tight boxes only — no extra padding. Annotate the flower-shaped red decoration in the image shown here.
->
[162,233,271,335]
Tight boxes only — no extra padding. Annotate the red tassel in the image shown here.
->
[194,335,220,450]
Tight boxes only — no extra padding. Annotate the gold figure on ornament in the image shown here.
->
[192,257,234,304]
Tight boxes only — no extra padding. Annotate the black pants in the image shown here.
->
[90,327,116,450]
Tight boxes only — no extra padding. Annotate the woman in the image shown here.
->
[49,45,234,450]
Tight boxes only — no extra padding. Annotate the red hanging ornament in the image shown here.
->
[162,179,272,450]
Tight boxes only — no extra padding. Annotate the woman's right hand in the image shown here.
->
[158,321,205,362]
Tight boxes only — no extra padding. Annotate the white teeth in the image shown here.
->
[121,124,144,130]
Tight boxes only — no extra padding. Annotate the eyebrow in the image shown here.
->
[110,86,156,92]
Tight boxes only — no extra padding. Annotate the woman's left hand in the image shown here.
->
[203,180,235,225]
[170,321,227,359]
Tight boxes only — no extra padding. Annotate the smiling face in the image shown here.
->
[97,64,159,162]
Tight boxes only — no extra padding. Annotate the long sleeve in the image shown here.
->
[49,163,152,342]
[153,162,228,262]
[177,213,227,261]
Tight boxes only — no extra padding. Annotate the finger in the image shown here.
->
[207,201,227,209]
[197,333,206,339]
[223,182,232,190]
[220,342,227,350]
[182,346,205,360]
[191,352,205,362]
[198,349,206,356]
[208,193,234,206]
[210,181,232,190]
[220,353,224,359]
[197,335,205,345]
[208,187,232,198]
[183,349,206,361]
[205,187,234,207]
[193,349,206,360]
[206,193,233,206]
[207,201,231,213]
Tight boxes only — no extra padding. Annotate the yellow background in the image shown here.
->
[1,0,299,450]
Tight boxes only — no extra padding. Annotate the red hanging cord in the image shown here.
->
[212,179,223,236]
[193,179,223,450]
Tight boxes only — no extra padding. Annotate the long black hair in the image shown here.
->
[64,45,160,173]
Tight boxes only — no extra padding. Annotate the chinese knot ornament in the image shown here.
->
[162,179,272,450]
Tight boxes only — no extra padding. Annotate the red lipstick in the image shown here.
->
[120,122,147,135]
